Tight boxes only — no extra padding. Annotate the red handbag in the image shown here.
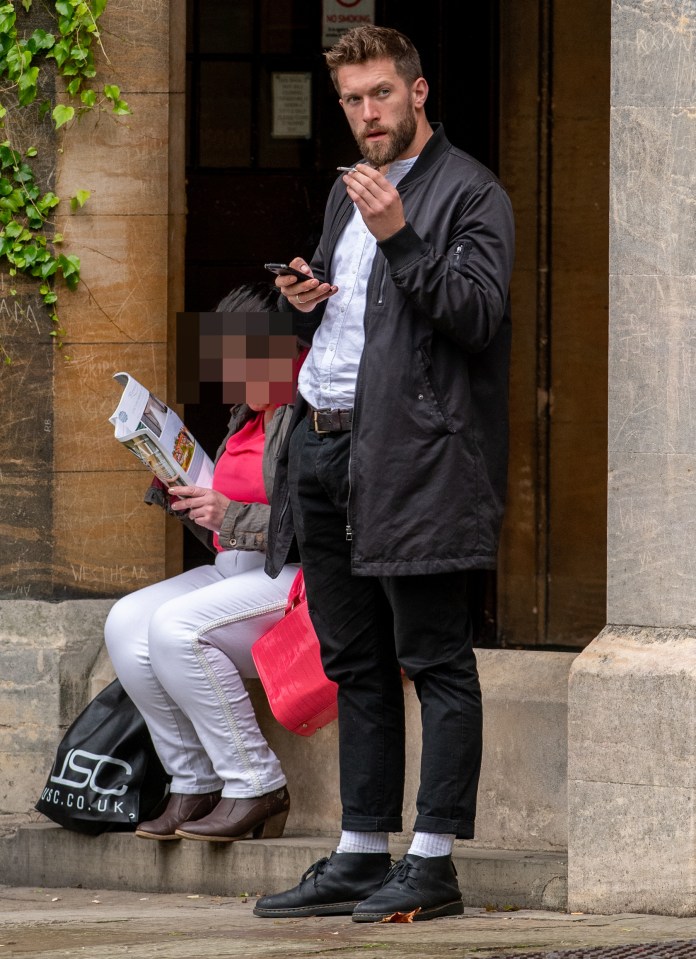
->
[252,569,338,736]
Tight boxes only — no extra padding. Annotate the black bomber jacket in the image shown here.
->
[266,124,515,578]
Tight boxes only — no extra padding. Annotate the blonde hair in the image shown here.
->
[325,26,423,93]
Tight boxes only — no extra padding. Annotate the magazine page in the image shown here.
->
[110,372,214,488]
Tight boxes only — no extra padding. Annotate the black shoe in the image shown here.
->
[352,854,464,922]
[253,851,392,918]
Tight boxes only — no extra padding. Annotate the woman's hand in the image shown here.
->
[169,486,231,531]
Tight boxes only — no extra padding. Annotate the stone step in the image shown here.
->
[2,824,567,912]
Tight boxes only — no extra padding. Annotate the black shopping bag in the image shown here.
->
[35,679,170,835]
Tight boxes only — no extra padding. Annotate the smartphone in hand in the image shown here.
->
[264,263,310,282]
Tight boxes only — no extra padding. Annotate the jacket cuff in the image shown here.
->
[144,483,170,510]
[218,504,241,549]
[378,222,429,272]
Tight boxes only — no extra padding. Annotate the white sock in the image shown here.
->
[408,831,455,859]
[336,830,390,854]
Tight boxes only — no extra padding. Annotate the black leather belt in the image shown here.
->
[306,404,353,433]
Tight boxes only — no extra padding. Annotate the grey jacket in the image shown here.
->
[146,404,293,554]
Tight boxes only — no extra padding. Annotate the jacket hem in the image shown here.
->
[351,556,497,576]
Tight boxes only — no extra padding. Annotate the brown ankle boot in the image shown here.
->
[135,790,222,840]
[175,786,290,842]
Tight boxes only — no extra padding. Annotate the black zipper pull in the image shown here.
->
[345,524,353,542]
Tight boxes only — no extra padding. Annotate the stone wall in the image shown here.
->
[1,600,575,851]
[0,0,185,602]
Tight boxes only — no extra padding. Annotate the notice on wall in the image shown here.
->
[322,0,375,48]
[272,72,312,139]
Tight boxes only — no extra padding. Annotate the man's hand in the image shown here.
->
[170,486,230,531]
[342,164,406,242]
[274,259,337,313]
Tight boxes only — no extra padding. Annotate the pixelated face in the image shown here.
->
[176,312,298,406]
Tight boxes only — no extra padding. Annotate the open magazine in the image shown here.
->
[109,372,214,488]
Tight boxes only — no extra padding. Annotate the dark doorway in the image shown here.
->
[183,0,500,643]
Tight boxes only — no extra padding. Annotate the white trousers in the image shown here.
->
[104,550,298,798]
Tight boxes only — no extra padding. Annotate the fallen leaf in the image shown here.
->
[379,908,421,923]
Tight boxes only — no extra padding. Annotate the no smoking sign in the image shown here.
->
[322,0,375,47]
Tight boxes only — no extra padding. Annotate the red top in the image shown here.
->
[212,412,267,551]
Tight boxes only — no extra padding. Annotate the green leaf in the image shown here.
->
[48,37,71,66]
[27,29,54,53]
[70,188,90,211]
[39,259,57,278]
[0,190,25,213]
[103,84,120,102]
[0,177,11,196]
[13,162,34,184]
[52,232,64,244]
[18,66,39,106]
[80,88,95,107]
[38,99,52,120]
[6,44,31,76]
[4,220,22,238]
[112,99,131,116]
[37,191,60,213]
[22,0,33,12]
[25,146,37,157]
[58,252,80,276]
[92,0,107,15]
[52,104,75,128]
[67,77,81,96]
[0,9,16,36]
[0,144,16,167]
[22,244,38,265]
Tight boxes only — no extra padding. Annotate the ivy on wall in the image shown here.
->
[0,0,130,362]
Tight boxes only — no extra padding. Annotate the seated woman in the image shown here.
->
[105,284,298,842]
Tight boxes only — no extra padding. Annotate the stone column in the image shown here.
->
[567,1,696,915]
[0,0,185,816]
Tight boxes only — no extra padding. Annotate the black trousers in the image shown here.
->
[288,418,482,838]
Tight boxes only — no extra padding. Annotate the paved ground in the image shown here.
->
[1,886,695,959]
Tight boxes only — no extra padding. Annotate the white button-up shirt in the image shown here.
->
[298,157,417,410]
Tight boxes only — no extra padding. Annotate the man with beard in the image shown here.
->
[255,26,515,923]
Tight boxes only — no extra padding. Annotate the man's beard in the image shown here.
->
[354,106,418,167]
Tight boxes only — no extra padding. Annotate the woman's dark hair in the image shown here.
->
[215,283,280,313]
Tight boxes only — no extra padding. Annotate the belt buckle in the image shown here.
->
[312,409,331,434]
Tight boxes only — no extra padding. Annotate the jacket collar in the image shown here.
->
[395,122,450,190]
